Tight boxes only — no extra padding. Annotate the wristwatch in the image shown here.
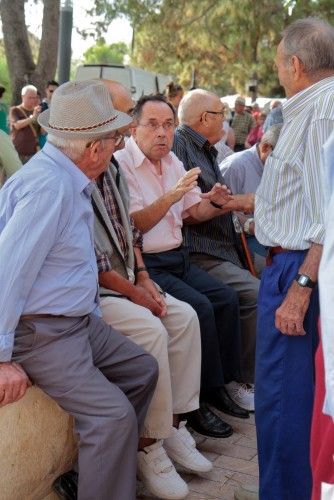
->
[295,273,316,288]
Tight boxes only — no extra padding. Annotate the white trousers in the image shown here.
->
[101,293,201,438]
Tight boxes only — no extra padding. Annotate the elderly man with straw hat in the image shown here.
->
[0,80,158,500]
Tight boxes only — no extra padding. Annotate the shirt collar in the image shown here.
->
[126,136,150,169]
[282,76,334,122]
[178,124,218,158]
[42,142,92,194]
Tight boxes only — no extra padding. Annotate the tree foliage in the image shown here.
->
[87,0,334,97]
[83,39,129,65]
[0,0,59,104]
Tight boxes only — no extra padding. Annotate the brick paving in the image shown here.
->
[137,410,259,500]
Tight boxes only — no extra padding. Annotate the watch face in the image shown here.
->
[298,275,309,286]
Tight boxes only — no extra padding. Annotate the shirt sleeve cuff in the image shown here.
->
[0,333,15,362]
[305,223,325,245]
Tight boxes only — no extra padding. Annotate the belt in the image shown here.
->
[20,314,83,321]
[266,246,290,266]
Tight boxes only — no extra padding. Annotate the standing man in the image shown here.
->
[254,18,334,500]
[174,89,259,411]
[0,80,158,500]
[231,96,255,152]
[43,80,59,109]
[9,85,41,163]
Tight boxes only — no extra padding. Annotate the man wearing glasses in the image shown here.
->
[115,94,253,441]
[173,89,259,412]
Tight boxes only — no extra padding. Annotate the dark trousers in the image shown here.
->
[255,251,319,500]
[13,314,158,500]
[143,247,242,390]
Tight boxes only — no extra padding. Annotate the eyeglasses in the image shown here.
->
[137,121,175,132]
[86,132,124,149]
[205,110,225,117]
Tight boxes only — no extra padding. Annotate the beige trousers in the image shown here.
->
[101,293,201,438]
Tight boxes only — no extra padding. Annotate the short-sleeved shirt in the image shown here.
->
[231,112,255,145]
[9,106,39,156]
[220,145,263,195]
[114,136,202,253]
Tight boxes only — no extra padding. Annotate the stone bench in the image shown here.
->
[0,387,77,500]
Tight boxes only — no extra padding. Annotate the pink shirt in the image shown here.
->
[115,136,202,253]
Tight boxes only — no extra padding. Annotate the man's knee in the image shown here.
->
[140,352,159,388]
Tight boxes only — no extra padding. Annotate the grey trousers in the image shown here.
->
[190,253,259,383]
[12,314,158,500]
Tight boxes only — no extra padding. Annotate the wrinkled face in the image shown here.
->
[201,96,225,144]
[133,101,175,162]
[235,103,245,114]
[275,41,294,97]
[22,90,37,110]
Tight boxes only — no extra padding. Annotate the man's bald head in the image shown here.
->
[178,89,221,126]
[101,79,134,115]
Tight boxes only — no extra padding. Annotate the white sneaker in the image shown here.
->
[225,381,255,411]
[164,421,213,473]
[137,440,189,499]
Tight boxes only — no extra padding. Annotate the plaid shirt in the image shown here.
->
[231,112,255,145]
[95,171,142,273]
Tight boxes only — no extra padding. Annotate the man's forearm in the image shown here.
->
[298,243,323,282]
[130,192,176,233]
[99,270,136,298]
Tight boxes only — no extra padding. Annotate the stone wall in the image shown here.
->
[0,387,77,500]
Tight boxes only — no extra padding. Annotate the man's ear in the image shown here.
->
[291,55,305,81]
[259,142,272,161]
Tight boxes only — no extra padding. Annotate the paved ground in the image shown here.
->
[137,409,259,500]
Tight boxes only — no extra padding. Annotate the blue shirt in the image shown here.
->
[0,142,99,361]
[220,145,263,195]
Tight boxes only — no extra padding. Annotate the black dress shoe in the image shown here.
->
[186,403,233,438]
[205,387,250,419]
[53,470,78,500]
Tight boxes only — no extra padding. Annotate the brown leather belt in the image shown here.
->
[20,314,79,321]
[266,246,290,266]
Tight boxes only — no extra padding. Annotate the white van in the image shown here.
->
[75,64,172,100]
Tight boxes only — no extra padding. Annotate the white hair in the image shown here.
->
[21,84,37,96]
[47,134,88,161]
[282,18,334,75]
[178,89,218,125]
[260,124,283,149]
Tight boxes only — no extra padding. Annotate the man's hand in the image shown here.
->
[168,168,201,204]
[200,182,233,206]
[129,282,166,317]
[275,281,311,335]
[0,362,32,406]
[136,275,167,317]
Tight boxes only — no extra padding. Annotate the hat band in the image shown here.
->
[48,114,118,132]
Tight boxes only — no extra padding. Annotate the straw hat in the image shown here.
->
[38,80,132,139]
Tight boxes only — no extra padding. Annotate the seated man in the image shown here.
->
[93,80,211,500]
[221,124,283,275]
[115,94,252,438]
[173,89,258,411]
[0,80,158,500]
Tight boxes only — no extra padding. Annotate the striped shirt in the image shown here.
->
[255,76,334,249]
[173,124,242,267]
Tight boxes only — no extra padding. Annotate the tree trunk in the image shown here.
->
[0,0,60,105]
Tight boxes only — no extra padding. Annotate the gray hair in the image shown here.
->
[282,18,334,75]
[178,89,219,125]
[21,84,37,96]
[260,124,283,149]
[47,134,88,161]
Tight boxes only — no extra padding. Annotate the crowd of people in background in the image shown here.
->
[0,15,334,500]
